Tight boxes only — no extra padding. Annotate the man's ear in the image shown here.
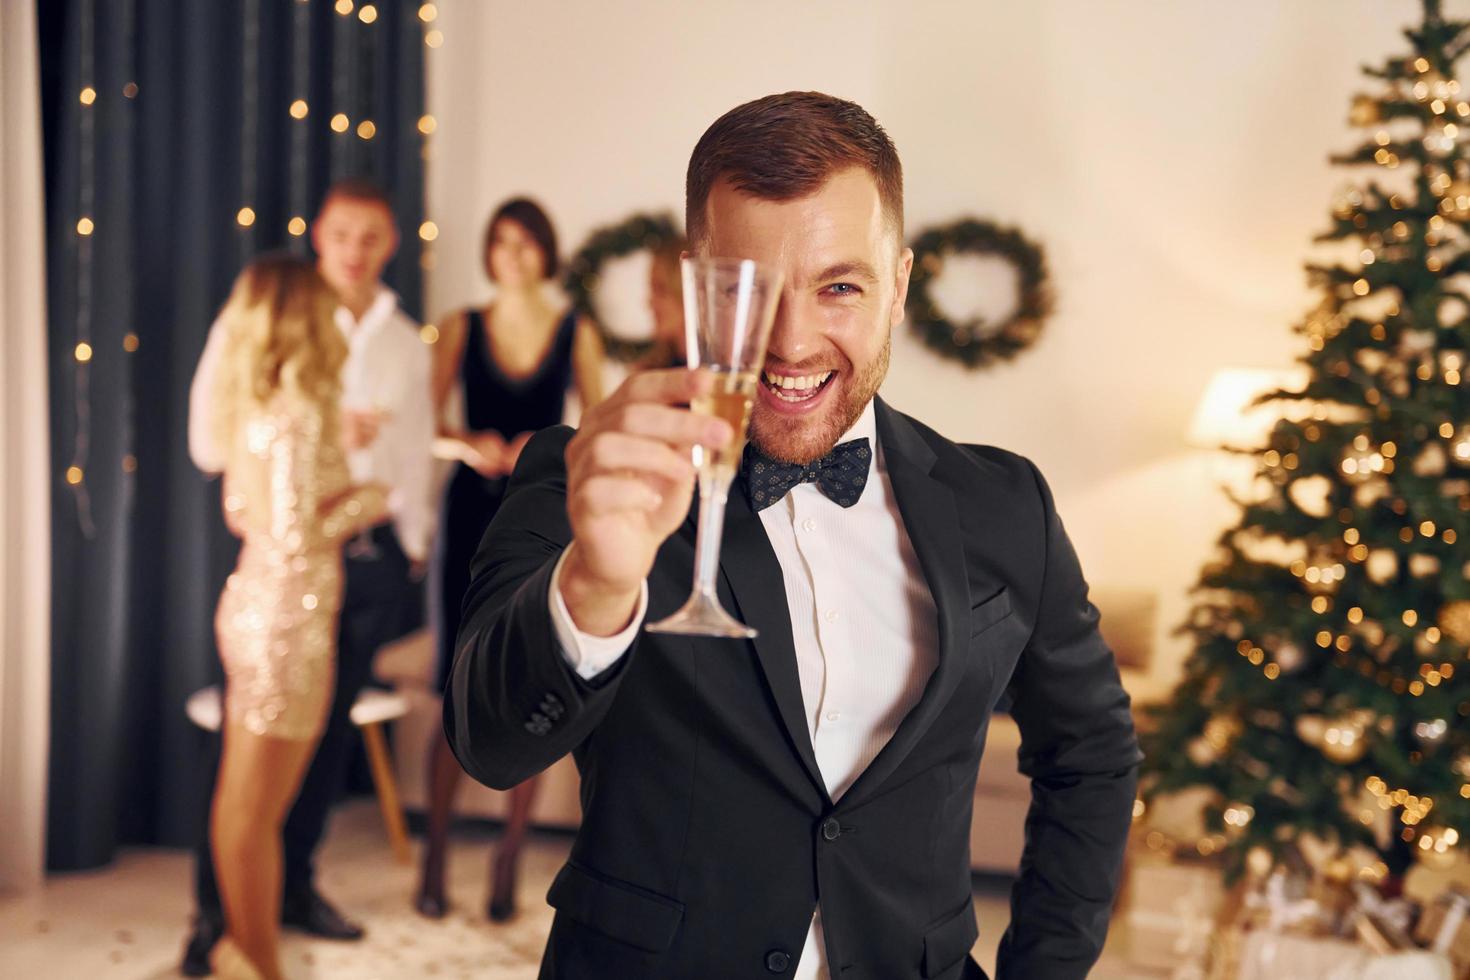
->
[890,246,914,328]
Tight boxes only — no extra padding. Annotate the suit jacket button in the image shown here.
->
[821,818,841,841]
[524,720,547,736]
[764,949,790,973]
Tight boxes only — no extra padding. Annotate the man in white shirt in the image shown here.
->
[447,93,1140,979]
[181,179,434,974]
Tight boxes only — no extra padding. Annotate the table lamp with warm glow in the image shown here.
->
[1187,367,1308,451]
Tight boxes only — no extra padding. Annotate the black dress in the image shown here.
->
[432,306,578,691]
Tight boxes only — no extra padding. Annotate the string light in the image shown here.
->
[335,0,353,14]
[79,86,96,105]
[419,3,437,22]
[237,207,256,227]
[419,221,438,241]
[331,113,349,133]
[76,217,94,236]
[357,4,377,24]
[289,99,308,119]
[425,29,443,48]
[67,0,97,536]
[356,119,376,140]
[417,114,436,135]
[288,216,306,236]
[122,333,138,352]
[74,342,93,363]
[288,0,310,256]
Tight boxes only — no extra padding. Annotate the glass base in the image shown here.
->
[645,592,757,638]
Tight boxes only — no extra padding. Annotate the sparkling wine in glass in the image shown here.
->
[646,257,782,638]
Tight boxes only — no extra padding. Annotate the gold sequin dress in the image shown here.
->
[215,391,387,740]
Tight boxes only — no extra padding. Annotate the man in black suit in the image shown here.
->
[446,91,1140,979]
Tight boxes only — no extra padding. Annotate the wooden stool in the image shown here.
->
[185,685,413,864]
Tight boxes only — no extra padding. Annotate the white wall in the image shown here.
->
[425,0,1435,687]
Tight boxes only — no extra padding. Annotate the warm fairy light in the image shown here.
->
[80,86,97,106]
[331,113,350,133]
[289,99,309,119]
[419,220,438,241]
[74,342,93,363]
[425,29,444,48]
[1442,421,1457,438]
[121,455,137,473]
[288,216,306,236]
[1313,596,1330,613]
[1421,520,1437,537]
[237,207,256,227]
[1353,278,1370,296]
[122,333,139,352]
[1344,528,1360,545]
[77,217,94,236]
[1404,610,1420,627]
[1348,606,1364,624]
[419,3,438,21]
[1263,663,1281,680]
[65,466,84,485]
[1433,98,1448,114]
[358,4,377,23]
[419,324,440,344]
[1446,529,1459,544]
[1416,57,1432,72]
[123,82,138,99]
[417,114,437,135]
[1317,630,1332,648]
[335,0,353,14]
[357,120,376,140]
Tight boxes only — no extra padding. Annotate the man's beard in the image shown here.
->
[749,334,890,465]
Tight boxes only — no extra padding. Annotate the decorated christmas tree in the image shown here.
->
[1142,0,1470,889]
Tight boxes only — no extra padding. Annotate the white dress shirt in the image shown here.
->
[188,286,436,561]
[550,400,939,980]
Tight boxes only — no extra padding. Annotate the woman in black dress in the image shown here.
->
[415,198,603,920]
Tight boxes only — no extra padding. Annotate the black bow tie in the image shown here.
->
[741,438,872,511]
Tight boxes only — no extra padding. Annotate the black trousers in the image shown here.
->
[194,523,420,915]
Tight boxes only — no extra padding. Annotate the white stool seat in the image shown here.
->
[184,686,410,732]
[349,688,410,727]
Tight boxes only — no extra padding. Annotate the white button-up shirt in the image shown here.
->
[551,400,938,980]
[188,286,436,561]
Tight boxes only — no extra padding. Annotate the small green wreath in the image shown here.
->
[906,218,1052,369]
[564,211,682,363]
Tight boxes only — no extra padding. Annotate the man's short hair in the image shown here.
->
[318,177,395,217]
[685,91,903,245]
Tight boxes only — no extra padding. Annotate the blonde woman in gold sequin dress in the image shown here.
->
[206,256,387,980]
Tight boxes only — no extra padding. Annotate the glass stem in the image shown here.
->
[690,471,731,600]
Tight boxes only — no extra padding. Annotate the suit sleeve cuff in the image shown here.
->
[549,547,646,680]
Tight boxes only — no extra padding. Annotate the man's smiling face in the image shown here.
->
[697,167,913,465]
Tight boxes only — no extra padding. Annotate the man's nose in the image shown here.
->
[764,296,819,364]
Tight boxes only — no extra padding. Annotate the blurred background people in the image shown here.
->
[181,180,434,974]
[634,237,689,372]
[199,255,388,980]
[414,197,604,921]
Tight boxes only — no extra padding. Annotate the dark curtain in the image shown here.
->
[40,0,427,872]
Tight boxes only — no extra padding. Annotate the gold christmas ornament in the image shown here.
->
[1444,179,1470,219]
[1366,548,1399,584]
[1350,94,1382,126]
[1438,600,1470,644]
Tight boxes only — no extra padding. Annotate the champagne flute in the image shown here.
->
[646,256,782,638]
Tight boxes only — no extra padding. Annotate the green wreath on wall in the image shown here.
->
[906,218,1052,369]
[564,211,682,363]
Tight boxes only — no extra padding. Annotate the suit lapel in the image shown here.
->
[704,485,831,805]
[840,399,972,810]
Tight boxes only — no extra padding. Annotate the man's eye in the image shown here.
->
[826,283,860,296]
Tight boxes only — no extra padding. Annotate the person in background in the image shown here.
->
[414,197,604,921]
[203,256,388,980]
[634,237,688,372]
[182,179,435,974]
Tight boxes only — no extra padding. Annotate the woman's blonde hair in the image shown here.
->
[210,255,346,451]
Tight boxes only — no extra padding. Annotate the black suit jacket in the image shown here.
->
[446,398,1142,980]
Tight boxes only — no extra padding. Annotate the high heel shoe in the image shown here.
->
[210,937,268,980]
[487,848,518,921]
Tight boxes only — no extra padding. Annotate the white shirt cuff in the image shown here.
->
[549,547,647,680]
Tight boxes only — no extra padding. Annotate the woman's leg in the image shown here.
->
[211,722,319,980]
[489,773,543,920]
[414,730,465,915]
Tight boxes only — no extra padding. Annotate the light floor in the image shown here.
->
[0,800,1168,979]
